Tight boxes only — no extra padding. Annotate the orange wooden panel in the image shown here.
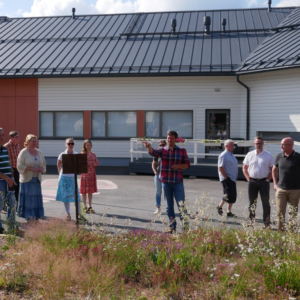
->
[15,97,38,146]
[16,78,38,97]
[0,79,16,97]
[0,97,16,135]
[137,110,144,137]
[84,111,91,139]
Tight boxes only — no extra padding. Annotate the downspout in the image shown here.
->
[236,75,250,140]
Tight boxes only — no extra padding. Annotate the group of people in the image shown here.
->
[0,127,99,233]
[146,132,300,233]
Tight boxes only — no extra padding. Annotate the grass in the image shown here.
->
[0,192,300,299]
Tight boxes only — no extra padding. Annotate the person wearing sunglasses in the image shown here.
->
[152,140,166,215]
[56,138,81,221]
[243,136,274,228]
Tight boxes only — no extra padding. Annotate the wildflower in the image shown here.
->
[13,253,23,256]
[234,274,240,277]
[210,274,213,277]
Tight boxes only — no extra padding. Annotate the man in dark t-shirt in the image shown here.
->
[272,137,300,232]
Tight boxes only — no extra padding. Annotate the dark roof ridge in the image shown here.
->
[3,6,299,20]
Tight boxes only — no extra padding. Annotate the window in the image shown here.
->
[258,131,300,141]
[40,112,84,138]
[92,111,137,138]
[145,111,193,138]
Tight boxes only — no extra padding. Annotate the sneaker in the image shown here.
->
[154,207,161,215]
[227,212,237,218]
[217,206,223,216]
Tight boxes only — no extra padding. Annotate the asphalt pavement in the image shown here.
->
[2,173,280,233]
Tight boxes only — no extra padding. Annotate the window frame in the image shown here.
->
[257,131,295,141]
[39,111,84,140]
[144,110,193,139]
[91,111,138,140]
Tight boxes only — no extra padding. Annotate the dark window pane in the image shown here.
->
[55,112,83,137]
[107,112,136,137]
[40,112,53,137]
[162,111,192,138]
[92,112,105,137]
[145,111,160,137]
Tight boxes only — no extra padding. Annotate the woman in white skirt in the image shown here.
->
[56,138,81,221]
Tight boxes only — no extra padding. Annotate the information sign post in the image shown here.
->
[62,154,87,223]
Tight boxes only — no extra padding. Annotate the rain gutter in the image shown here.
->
[236,75,250,140]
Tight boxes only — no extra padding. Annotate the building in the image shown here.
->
[0,3,299,170]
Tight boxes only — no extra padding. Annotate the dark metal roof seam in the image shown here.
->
[184,11,198,72]
[138,13,163,73]
[46,15,109,70]
[246,27,299,63]
[73,15,115,70]
[125,14,155,71]
[7,17,60,72]
[178,12,193,72]
[139,13,169,71]
[19,17,72,71]
[94,15,132,74]
[39,16,90,75]
[59,15,107,73]
[0,18,27,41]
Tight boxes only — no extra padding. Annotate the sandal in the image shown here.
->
[65,215,71,222]
[166,227,176,234]
[227,212,237,218]
[86,207,95,214]
[217,206,223,216]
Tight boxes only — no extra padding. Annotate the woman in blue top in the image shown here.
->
[56,138,81,221]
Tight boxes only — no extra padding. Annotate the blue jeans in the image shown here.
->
[0,180,16,230]
[162,181,187,230]
[154,175,162,207]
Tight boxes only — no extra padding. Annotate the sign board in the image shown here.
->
[61,154,88,224]
[62,154,87,174]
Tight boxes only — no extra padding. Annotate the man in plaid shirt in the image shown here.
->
[144,130,190,233]
[4,131,20,203]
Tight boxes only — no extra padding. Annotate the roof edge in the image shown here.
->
[5,6,299,20]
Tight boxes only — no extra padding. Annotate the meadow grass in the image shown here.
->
[0,192,300,299]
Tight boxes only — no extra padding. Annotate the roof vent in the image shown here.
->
[171,19,177,34]
[204,16,211,34]
[72,8,76,19]
[268,0,272,12]
[222,18,227,32]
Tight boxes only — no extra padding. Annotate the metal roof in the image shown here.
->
[237,7,300,74]
[0,7,296,78]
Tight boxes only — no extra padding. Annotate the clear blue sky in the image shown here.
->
[0,0,295,18]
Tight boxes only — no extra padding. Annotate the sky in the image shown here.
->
[0,0,300,18]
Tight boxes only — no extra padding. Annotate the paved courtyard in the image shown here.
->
[3,173,280,233]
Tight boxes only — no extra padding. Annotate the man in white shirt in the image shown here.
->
[243,136,274,228]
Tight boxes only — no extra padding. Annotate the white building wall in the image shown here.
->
[38,76,247,159]
[242,68,300,154]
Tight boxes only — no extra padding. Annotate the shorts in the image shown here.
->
[221,177,237,204]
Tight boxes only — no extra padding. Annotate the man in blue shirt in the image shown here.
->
[217,139,238,217]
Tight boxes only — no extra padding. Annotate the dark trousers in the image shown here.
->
[13,168,19,203]
[248,180,270,226]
